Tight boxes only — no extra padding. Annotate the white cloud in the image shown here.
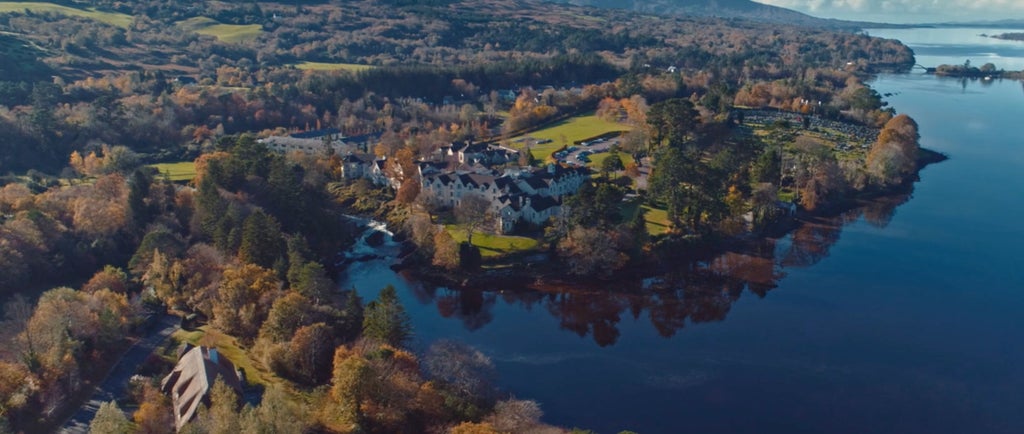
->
[755,0,1024,22]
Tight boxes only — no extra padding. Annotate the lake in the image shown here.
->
[341,28,1024,434]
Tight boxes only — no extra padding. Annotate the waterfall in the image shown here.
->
[339,215,402,264]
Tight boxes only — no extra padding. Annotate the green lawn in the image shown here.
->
[177,17,262,44]
[173,326,281,387]
[621,201,672,236]
[511,113,629,161]
[0,2,133,27]
[445,226,540,257]
[150,161,196,182]
[292,61,374,72]
[586,151,635,170]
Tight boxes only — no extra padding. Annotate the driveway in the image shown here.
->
[60,314,179,433]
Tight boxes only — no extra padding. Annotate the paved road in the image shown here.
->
[60,314,179,434]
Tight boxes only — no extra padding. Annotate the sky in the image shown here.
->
[754,0,1024,23]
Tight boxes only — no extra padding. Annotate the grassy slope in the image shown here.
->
[292,61,374,72]
[149,161,196,182]
[0,2,132,27]
[173,326,282,387]
[176,16,262,44]
[511,113,630,160]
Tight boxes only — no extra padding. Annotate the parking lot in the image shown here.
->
[552,136,617,166]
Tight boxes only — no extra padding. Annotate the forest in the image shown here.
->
[0,0,926,432]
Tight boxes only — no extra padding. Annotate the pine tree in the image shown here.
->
[90,401,132,434]
[362,285,412,347]
[238,211,285,268]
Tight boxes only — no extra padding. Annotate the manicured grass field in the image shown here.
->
[173,326,281,387]
[0,2,133,27]
[446,226,540,257]
[512,113,629,161]
[177,17,262,44]
[293,61,374,72]
[150,161,196,182]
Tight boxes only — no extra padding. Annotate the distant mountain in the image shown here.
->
[549,0,867,28]
[924,19,1024,29]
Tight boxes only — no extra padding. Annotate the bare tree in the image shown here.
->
[454,193,492,246]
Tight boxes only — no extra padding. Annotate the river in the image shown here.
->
[340,28,1024,434]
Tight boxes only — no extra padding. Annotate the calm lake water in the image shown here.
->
[341,28,1024,433]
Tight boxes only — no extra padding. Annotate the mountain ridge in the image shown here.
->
[549,0,868,28]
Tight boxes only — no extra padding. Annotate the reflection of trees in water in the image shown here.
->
[412,194,908,346]
[778,219,843,267]
[778,193,908,268]
[546,292,629,347]
[434,289,496,331]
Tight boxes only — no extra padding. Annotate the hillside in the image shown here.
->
[0,0,914,172]
[551,0,865,28]
[0,0,912,82]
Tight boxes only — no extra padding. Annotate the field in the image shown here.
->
[177,17,262,44]
[446,226,540,257]
[150,161,196,182]
[511,113,629,160]
[292,61,374,72]
[0,1,133,27]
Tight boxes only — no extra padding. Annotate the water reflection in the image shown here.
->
[406,193,911,347]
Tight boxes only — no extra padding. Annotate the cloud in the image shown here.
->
[756,0,1024,21]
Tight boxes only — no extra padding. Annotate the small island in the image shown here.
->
[932,60,1024,79]
[990,32,1024,42]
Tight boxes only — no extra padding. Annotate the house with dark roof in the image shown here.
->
[161,345,243,431]
[420,163,590,233]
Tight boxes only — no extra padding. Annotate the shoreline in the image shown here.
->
[395,146,947,293]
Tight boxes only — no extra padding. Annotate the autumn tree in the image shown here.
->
[396,177,421,204]
[212,264,280,344]
[259,292,314,343]
[557,227,629,277]
[791,137,844,211]
[81,265,130,294]
[208,378,241,434]
[132,383,173,434]
[0,361,28,421]
[362,285,412,347]
[432,229,460,271]
[326,346,371,431]
[286,323,336,385]
[239,385,310,433]
[867,114,920,185]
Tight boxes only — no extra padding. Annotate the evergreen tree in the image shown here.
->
[362,285,412,347]
[238,211,285,268]
[90,401,132,434]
